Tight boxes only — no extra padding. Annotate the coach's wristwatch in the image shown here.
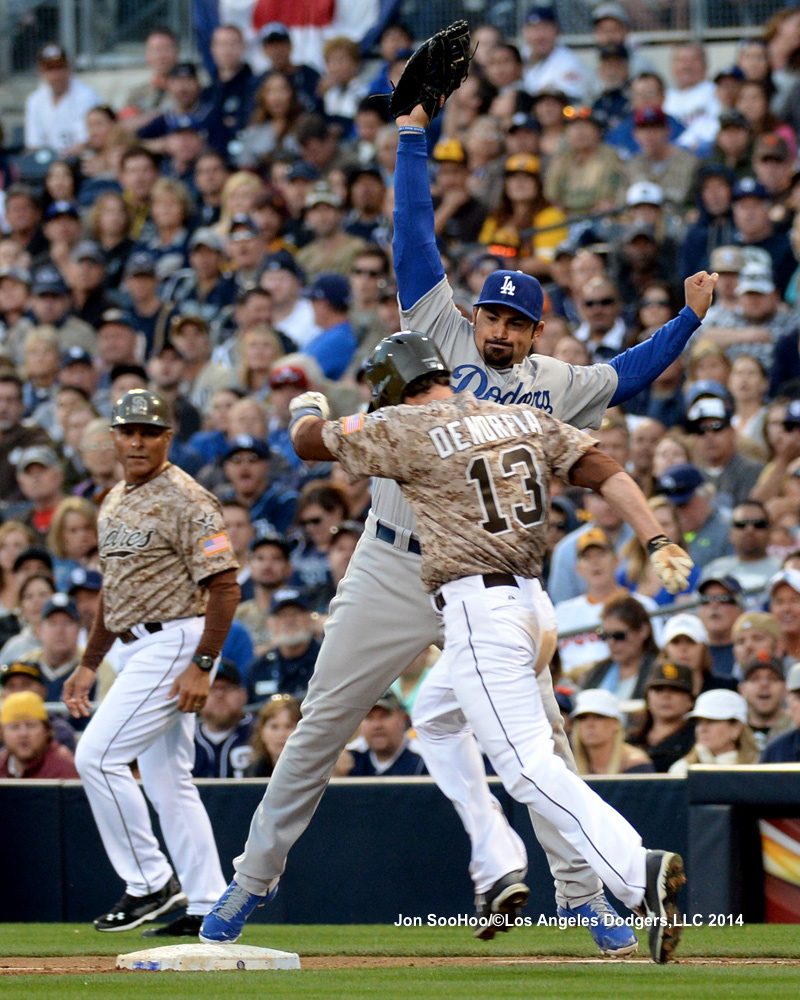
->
[191,654,214,672]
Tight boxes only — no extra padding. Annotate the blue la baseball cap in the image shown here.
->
[475,270,544,326]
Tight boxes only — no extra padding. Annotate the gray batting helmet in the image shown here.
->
[364,331,450,409]
[110,389,172,429]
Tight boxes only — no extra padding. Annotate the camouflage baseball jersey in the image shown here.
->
[98,464,239,632]
[372,277,618,531]
[323,392,597,592]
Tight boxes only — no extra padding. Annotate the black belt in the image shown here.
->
[434,573,519,611]
[119,622,164,644]
[375,520,421,556]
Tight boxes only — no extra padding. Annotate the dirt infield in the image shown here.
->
[3,955,800,975]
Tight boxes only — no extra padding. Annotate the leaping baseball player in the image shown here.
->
[201,22,716,958]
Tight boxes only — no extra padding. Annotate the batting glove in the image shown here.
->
[647,536,694,594]
[289,391,330,421]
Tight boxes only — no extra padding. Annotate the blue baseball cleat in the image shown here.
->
[557,894,638,957]
[199,879,279,944]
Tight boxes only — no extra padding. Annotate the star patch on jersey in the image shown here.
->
[193,513,219,535]
[202,533,231,556]
[342,413,365,434]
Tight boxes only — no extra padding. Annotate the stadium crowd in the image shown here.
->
[4,5,800,780]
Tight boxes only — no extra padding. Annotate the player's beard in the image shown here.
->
[482,341,514,369]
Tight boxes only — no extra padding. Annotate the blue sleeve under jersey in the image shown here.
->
[608,306,701,406]
[393,132,446,310]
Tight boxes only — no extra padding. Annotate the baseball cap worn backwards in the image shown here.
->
[475,270,544,326]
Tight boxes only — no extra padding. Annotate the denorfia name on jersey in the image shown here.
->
[450,364,554,413]
[428,408,543,459]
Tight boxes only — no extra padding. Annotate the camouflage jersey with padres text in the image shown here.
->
[98,464,239,632]
[323,393,597,592]
[371,277,617,531]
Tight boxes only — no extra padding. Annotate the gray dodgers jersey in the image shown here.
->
[372,278,619,531]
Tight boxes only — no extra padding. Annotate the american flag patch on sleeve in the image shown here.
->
[342,413,365,434]
[202,533,231,556]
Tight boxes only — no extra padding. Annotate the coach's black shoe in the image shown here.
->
[474,869,530,941]
[642,850,686,963]
[141,913,203,937]
[94,874,187,932]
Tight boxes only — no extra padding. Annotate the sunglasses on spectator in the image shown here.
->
[583,297,616,308]
[699,594,738,605]
[300,516,323,527]
[351,267,383,277]
[596,628,628,642]
[641,297,670,307]
[692,420,728,435]
[732,518,768,529]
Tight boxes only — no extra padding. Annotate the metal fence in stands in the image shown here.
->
[0,0,786,77]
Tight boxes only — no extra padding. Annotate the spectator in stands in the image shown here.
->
[664,42,720,151]
[624,106,697,210]
[768,569,800,661]
[169,315,235,414]
[217,435,297,535]
[655,464,733,569]
[731,178,795,296]
[38,200,83,273]
[248,588,320,703]
[0,571,55,665]
[297,182,366,280]
[685,396,764,507]
[236,71,303,169]
[522,6,588,101]
[738,654,792,752]
[301,273,357,381]
[290,482,347,590]
[138,62,226,155]
[590,43,631,133]
[124,27,179,122]
[26,594,83,702]
[86,192,135,288]
[605,71,683,158]
[74,418,120,505]
[731,611,783,680]
[318,37,366,134]
[669,689,758,774]
[119,147,160,240]
[25,44,100,155]
[46,496,97,588]
[0,691,79,778]
[257,23,320,114]
[579,593,659,702]
[695,573,744,678]
[28,267,96,359]
[661,613,737,696]
[629,661,696,772]
[65,566,102,635]
[65,241,114,330]
[570,689,653,775]
[193,660,254,779]
[545,106,623,214]
[761,662,800,762]
[341,690,426,776]
[0,520,33,637]
[574,276,627,362]
[11,446,66,543]
[246,692,302,777]
[235,532,293,657]
[729,354,769,453]
[703,501,781,592]
[206,24,256,147]
[0,659,76,751]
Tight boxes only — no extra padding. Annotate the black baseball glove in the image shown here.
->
[390,20,472,122]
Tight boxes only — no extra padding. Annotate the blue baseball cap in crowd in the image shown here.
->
[286,161,321,182]
[784,399,800,428]
[214,658,243,686]
[224,434,271,461]
[45,200,80,220]
[475,270,544,326]
[270,587,312,614]
[684,379,733,410]
[656,464,705,505]
[42,593,80,622]
[61,345,93,367]
[66,567,103,595]
[526,5,558,24]
[262,249,305,283]
[304,272,351,310]
[124,251,157,277]
[31,265,68,296]
[732,177,769,201]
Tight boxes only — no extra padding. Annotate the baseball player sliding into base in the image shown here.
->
[200,23,717,958]
[63,390,240,937]
[204,332,691,963]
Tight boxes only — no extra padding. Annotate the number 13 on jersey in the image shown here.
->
[467,445,546,535]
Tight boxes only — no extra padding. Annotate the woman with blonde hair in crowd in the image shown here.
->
[0,573,57,664]
[21,326,60,413]
[729,353,769,455]
[236,325,285,400]
[570,689,654,776]
[0,521,36,644]
[136,177,193,281]
[246,694,302,777]
[618,497,700,602]
[669,689,759,775]
[216,171,267,237]
[478,153,567,276]
[652,431,694,480]
[87,190,135,288]
[47,496,98,589]
[686,339,731,387]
